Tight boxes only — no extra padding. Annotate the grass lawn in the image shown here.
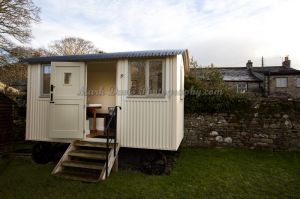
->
[0,148,300,199]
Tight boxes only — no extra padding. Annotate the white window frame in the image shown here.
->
[296,77,300,87]
[276,77,288,88]
[40,64,51,98]
[128,59,166,98]
[236,82,247,93]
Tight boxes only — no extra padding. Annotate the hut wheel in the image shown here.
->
[141,151,167,175]
[32,142,53,164]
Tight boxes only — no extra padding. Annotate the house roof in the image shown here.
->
[216,67,262,82]
[252,66,300,75]
[23,49,188,64]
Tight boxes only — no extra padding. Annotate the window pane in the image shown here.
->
[42,65,51,94]
[276,78,287,88]
[64,73,71,84]
[297,78,300,87]
[237,83,247,93]
[129,61,146,95]
[149,61,163,94]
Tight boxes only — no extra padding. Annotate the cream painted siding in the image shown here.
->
[26,55,185,150]
[26,64,51,141]
[176,55,185,148]
[116,57,182,150]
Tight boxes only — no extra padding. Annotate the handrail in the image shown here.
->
[104,106,121,179]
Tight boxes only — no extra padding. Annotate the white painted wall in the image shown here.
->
[116,57,183,150]
[26,64,51,141]
[87,62,116,113]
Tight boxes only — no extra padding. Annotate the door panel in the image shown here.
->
[49,62,85,139]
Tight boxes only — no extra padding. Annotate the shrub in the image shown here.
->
[184,68,252,113]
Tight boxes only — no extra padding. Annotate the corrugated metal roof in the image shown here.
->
[23,49,187,64]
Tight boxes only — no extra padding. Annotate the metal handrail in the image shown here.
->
[104,106,121,179]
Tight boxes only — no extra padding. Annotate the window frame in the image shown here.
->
[296,77,300,88]
[40,64,51,98]
[236,82,248,93]
[128,59,166,98]
[275,77,288,88]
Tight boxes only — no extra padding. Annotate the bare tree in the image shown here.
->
[0,46,49,86]
[0,0,40,63]
[48,37,102,55]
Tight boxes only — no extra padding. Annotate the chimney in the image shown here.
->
[282,56,291,68]
[246,60,253,69]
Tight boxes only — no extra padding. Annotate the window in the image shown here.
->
[64,73,72,85]
[296,78,300,87]
[149,61,163,94]
[237,83,247,93]
[129,61,146,95]
[41,65,51,97]
[129,60,165,96]
[276,77,287,88]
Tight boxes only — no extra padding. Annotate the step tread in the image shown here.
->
[74,140,113,148]
[62,160,104,170]
[68,149,107,160]
[54,170,99,182]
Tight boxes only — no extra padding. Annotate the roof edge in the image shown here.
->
[23,49,187,64]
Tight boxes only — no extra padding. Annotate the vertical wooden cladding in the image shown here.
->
[117,57,178,150]
[120,99,172,150]
[26,64,50,141]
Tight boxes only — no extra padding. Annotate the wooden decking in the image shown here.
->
[52,140,120,182]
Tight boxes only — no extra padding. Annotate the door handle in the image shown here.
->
[50,85,55,92]
[50,93,54,103]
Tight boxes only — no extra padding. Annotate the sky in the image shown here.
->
[31,0,300,69]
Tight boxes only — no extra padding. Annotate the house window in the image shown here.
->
[276,77,287,88]
[296,78,300,87]
[237,83,247,93]
[129,60,165,96]
[41,65,51,97]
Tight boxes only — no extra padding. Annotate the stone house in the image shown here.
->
[193,57,300,99]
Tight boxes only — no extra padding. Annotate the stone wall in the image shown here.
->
[183,99,300,151]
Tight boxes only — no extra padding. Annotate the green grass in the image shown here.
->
[1,148,300,199]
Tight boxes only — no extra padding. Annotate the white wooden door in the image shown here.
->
[49,62,85,139]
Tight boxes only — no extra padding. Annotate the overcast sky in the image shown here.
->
[31,0,300,69]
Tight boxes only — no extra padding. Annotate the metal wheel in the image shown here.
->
[141,151,167,175]
[32,142,52,164]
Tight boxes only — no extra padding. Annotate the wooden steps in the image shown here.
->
[61,160,104,170]
[68,149,106,160]
[52,140,120,182]
[54,169,99,182]
[74,140,113,148]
